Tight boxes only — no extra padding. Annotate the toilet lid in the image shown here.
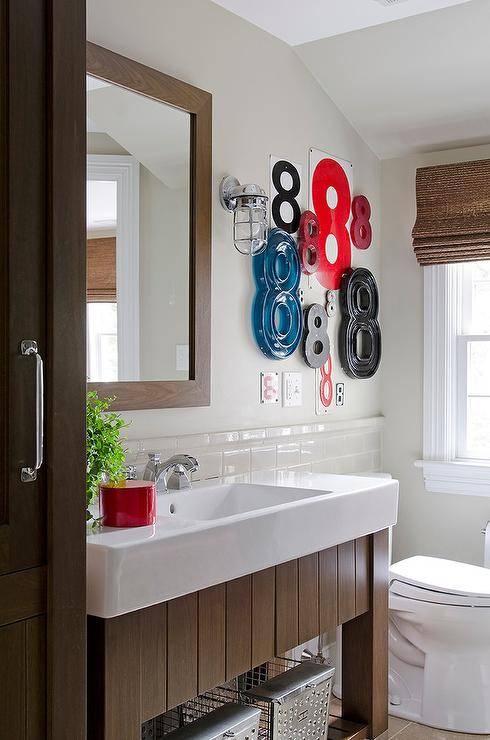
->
[390,556,490,605]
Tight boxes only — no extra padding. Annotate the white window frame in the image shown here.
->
[87,154,140,381]
[418,264,490,497]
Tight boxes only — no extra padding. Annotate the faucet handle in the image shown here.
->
[164,454,199,473]
[147,451,161,463]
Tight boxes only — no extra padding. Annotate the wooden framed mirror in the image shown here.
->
[86,43,211,410]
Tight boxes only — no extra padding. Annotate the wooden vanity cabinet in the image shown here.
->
[88,530,389,740]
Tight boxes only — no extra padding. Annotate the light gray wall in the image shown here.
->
[87,0,383,439]
[381,143,490,567]
[139,171,189,381]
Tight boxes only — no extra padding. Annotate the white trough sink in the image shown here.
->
[87,471,398,618]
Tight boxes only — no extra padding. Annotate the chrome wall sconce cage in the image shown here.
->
[220,176,269,255]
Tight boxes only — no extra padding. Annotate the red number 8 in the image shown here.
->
[298,210,320,275]
[312,158,351,290]
[350,195,372,250]
[319,355,333,408]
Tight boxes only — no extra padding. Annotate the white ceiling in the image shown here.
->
[296,0,490,158]
[211,0,472,46]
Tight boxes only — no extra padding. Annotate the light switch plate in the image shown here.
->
[260,372,280,404]
[283,372,302,407]
[176,344,189,372]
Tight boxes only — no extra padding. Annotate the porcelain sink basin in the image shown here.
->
[87,471,398,618]
[157,482,331,521]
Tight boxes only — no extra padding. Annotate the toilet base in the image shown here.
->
[390,634,490,734]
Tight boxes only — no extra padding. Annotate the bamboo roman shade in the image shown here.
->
[412,159,490,266]
[87,237,116,302]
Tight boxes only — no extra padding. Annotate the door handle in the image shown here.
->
[20,339,44,482]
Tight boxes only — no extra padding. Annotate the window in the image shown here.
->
[87,302,118,382]
[420,262,490,496]
[458,262,490,460]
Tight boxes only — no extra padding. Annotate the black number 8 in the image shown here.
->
[302,304,330,369]
[271,160,301,234]
[339,268,381,379]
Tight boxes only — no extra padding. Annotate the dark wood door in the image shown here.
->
[0,1,86,737]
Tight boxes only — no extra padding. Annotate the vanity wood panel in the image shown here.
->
[105,613,141,740]
[167,593,198,709]
[88,534,384,738]
[319,547,339,633]
[275,559,299,654]
[342,530,389,739]
[252,567,275,667]
[198,584,226,693]
[140,603,167,721]
[338,540,356,624]
[226,576,252,680]
[355,537,370,616]
[298,553,320,645]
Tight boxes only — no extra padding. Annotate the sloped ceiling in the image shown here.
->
[212,0,489,159]
[211,0,471,46]
[296,0,490,158]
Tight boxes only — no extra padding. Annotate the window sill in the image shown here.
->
[415,459,490,497]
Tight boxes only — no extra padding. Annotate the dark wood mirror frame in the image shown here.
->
[86,42,211,410]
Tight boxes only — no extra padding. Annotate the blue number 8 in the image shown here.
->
[252,228,302,360]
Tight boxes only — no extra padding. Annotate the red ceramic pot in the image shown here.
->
[99,480,156,527]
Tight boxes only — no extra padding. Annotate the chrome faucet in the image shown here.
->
[143,452,199,493]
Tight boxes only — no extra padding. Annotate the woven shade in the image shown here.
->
[412,159,490,265]
[87,237,116,302]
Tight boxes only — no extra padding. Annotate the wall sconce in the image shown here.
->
[219,176,269,255]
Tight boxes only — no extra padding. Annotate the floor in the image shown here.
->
[379,716,490,740]
[330,697,490,740]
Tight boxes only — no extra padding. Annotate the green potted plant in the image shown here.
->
[86,391,128,525]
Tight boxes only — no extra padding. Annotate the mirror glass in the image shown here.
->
[86,74,191,382]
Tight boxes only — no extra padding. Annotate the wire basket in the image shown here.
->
[141,658,334,740]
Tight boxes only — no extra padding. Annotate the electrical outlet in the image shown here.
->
[335,382,345,406]
[282,372,303,407]
[260,372,279,404]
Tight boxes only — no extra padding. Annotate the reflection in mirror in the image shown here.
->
[86,74,191,382]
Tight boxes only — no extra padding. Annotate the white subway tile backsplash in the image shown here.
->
[191,450,223,481]
[365,431,381,453]
[288,463,313,474]
[276,442,301,468]
[251,445,277,472]
[223,473,251,484]
[138,437,178,453]
[126,416,384,485]
[300,438,325,465]
[344,434,365,456]
[209,430,240,445]
[324,436,345,458]
[177,433,210,449]
[240,428,267,441]
[372,451,382,470]
[223,448,251,476]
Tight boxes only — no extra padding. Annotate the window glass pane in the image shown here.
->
[466,396,490,460]
[87,302,118,382]
[467,341,490,395]
[465,261,490,334]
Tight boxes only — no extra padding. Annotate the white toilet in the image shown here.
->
[389,555,490,734]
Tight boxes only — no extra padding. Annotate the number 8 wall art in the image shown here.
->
[251,149,380,409]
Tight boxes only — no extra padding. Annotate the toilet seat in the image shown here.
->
[390,556,490,607]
